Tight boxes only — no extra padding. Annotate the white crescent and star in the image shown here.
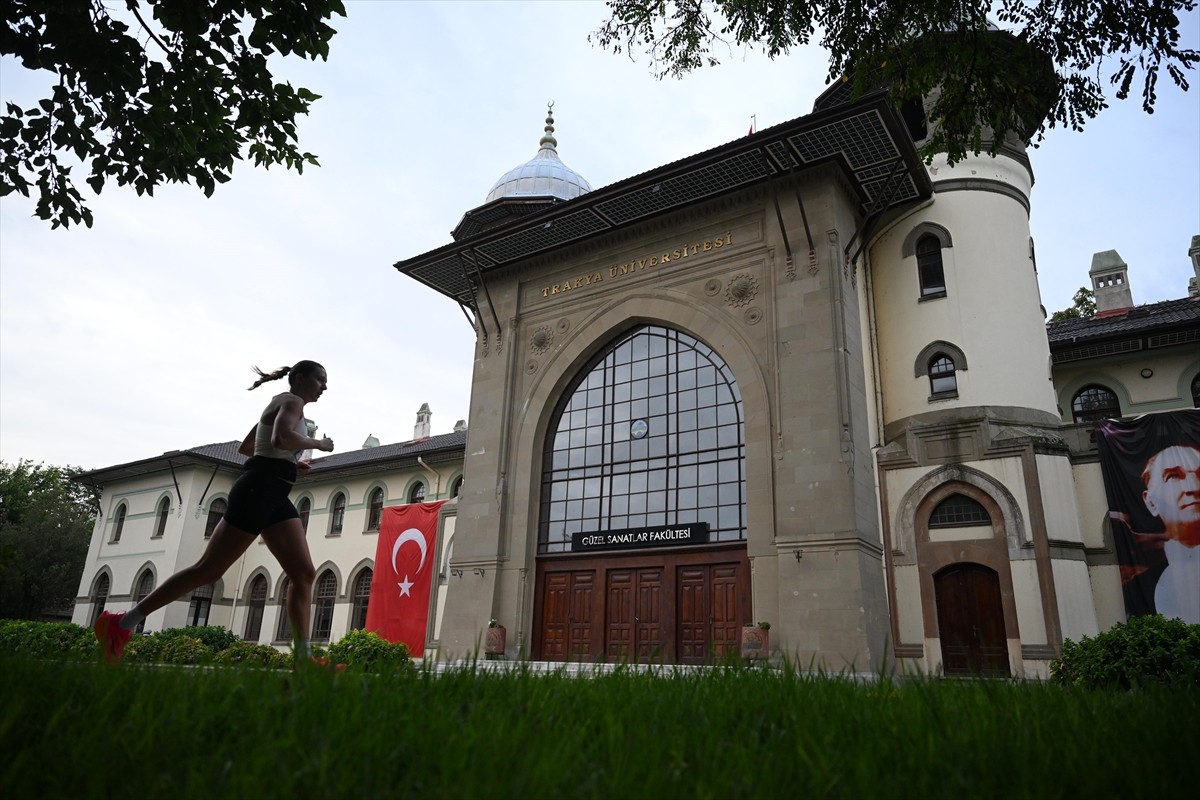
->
[391,528,428,598]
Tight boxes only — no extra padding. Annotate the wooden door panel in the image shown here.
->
[606,570,633,659]
[710,563,741,658]
[935,564,1009,677]
[569,571,596,660]
[636,568,665,662]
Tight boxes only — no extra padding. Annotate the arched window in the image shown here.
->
[134,570,155,633]
[111,504,127,543]
[243,575,268,642]
[275,578,292,643]
[408,482,426,504]
[204,498,227,539]
[367,488,384,531]
[350,569,372,631]
[929,494,991,527]
[152,496,170,538]
[450,475,464,498]
[187,583,214,627]
[929,354,958,396]
[1191,373,1199,408]
[1071,385,1120,424]
[539,324,747,553]
[311,571,337,642]
[298,497,311,533]
[90,573,110,627]
[330,493,346,535]
[916,234,946,297]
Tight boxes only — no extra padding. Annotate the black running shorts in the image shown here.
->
[222,456,300,535]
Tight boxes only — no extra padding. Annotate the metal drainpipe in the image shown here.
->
[416,456,444,498]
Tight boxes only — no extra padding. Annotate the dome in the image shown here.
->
[485,104,591,203]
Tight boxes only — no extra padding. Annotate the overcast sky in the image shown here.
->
[2,1,1197,471]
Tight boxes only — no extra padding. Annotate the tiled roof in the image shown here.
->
[308,430,468,470]
[1047,296,1200,346]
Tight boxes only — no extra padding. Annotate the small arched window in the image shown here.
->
[204,498,227,539]
[311,571,337,642]
[152,496,170,538]
[244,575,268,642]
[330,493,346,535]
[1071,385,1120,424]
[298,497,311,533]
[408,482,426,504]
[450,475,464,498]
[929,354,957,396]
[929,494,991,527]
[367,488,384,531]
[916,234,946,297]
[111,504,127,543]
[350,569,373,631]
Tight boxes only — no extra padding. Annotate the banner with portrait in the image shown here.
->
[1096,409,1200,623]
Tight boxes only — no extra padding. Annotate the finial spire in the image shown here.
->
[539,100,557,152]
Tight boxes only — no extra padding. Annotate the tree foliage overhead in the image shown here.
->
[591,0,1198,162]
[1049,286,1097,322]
[1,0,347,229]
[0,460,101,620]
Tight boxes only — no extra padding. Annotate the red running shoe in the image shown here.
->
[311,656,347,673]
[94,611,132,665]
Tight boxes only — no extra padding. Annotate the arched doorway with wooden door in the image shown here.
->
[934,562,1010,676]
[532,324,749,664]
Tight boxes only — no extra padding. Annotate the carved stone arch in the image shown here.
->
[323,486,352,512]
[313,560,344,598]
[347,557,374,583]
[292,489,315,509]
[90,565,114,595]
[242,566,273,598]
[901,221,953,257]
[914,340,969,377]
[894,463,1029,565]
[130,561,159,596]
[362,481,389,506]
[402,476,428,504]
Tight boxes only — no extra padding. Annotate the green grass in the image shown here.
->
[3,657,1197,799]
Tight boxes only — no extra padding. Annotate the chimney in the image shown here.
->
[414,403,432,439]
[1089,250,1133,313]
[453,419,468,433]
[362,434,380,449]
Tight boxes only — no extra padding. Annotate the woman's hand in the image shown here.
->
[317,436,334,452]
[297,459,312,475]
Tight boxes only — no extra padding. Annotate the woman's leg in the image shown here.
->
[123,519,256,625]
[260,517,316,655]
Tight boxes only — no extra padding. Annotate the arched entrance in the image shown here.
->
[533,324,749,663]
[934,562,1010,676]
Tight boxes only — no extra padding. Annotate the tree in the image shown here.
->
[0,460,101,620]
[1049,287,1098,322]
[1,0,346,229]
[591,1,1198,163]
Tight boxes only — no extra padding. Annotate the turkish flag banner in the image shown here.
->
[365,501,446,655]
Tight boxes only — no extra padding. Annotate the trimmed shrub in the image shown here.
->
[1051,614,1200,690]
[124,632,214,666]
[0,620,95,659]
[153,625,238,654]
[326,629,412,673]
[213,641,291,670]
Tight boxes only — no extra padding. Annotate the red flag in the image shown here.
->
[365,501,446,655]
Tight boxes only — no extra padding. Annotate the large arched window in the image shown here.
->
[539,325,746,553]
[204,498,227,539]
[329,493,346,536]
[408,482,426,504]
[187,583,214,627]
[929,494,990,527]
[298,497,311,533]
[916,233,946,297]
[90,573,110,627]
[134,569,155,633]
[111,504,127,543]
[244,575,268,642]
[350,569,372,631]
[152,496,170,538]
[275,578,292,643]
[1071,385,1120,424]
[311,571,337,642]
[367,488,384,531]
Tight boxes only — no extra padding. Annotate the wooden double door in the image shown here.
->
[934,563,1010,677]
[534,546,749,664]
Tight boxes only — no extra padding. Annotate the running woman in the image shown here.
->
[94,360,334,664]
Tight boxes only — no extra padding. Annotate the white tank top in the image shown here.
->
[254,395,308,462]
